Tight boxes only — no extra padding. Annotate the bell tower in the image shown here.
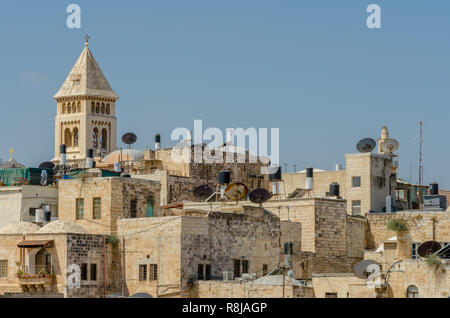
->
[53,36,118,166]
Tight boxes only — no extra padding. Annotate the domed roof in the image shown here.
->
[0,222,40,234]
[0,159,25,169]
[37,220,87,234]
[102,149,144,164]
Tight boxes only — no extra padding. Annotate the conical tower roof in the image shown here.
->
[54,37,118,100]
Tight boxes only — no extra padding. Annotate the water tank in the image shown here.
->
[60,144,67,165]
[430,183,439,195]
[218,170,231,185]
[155,134,161,143]
[306,167,313,178]
[60,144,66,154]
[330,183,340,197]
[269,166,282,181]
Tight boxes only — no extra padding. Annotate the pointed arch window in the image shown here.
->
[96,103,100,114]
[62,103,66,114]
[77,102,81,113]
[72,104,76,113]
[73,127,79,147]
[91,102,95,113]
[106,104,110,115]
[101,103,105,114]
[67,103,71,114]
[101,128,108,150]
[64,128,72,148]
[93,128,99,148]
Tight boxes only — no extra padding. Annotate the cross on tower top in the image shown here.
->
[84,34,90,47]
[9,148,13,160]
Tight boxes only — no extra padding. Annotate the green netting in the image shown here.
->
[0,168,53,186]
[101,170,121,177]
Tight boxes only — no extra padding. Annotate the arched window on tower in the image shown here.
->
[91,102,95,113]
[62,103,66,114]
[101,103,105,114]
[101,128,108,150]
[73,127,79,147]
[96,103,100,114]
[64,128,72,148]
[77,102,81,113]
[72,104,76,113]
[67,103,71,114]
[106,104,110,115]
[93,128,99,148]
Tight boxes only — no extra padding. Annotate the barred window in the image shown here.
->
[198,264,204,280]
[149,264,158,281]
[0,260,7,278]
[352,176,361,188]
[90,264,97,281]
[76,198,84,220]
[80,263,88,281]
[242,260,249,274]
[205,264,211,281]
[139,265,147,281]
[93,198,101,219]
[233,259,241,278]
[411,243,419,259]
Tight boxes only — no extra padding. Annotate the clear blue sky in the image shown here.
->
[0,1,449,188]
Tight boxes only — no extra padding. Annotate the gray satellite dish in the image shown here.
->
[122,132,137,145]
[130,292,153,298]
[106,293,127,298]
[380,139,399,153]
[353,260,380,279]
[418,241,442,258]
[356,138,376,153]
[249,188,271,206]
[193,185,214,201]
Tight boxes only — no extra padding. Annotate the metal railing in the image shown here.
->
[23,264,54,275]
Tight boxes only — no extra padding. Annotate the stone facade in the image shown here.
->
[58,177,160,234]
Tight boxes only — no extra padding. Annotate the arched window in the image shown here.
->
[407,285,419,298]
[106,104,110,115]
[62,103,66,114]
[91,102,95,113]
[35,249,51,274]
[72,104,76,113]
[77,102,81,113]
[67,103,71,114]
[73,127,79,147]
[64,128,72,148]
[96,102,100,114]
[93,128,99,148]
[101,128,108,150]
[101,103,105,114]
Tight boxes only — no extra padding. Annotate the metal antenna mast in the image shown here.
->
[418,121,423,186]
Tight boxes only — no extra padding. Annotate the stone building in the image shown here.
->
[58,177,161,235]
[0,185,58,229]
[53,37,118,166]
[117,206,301,297]
[0,221,119,298]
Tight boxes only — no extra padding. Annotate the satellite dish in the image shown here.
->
[193,185,214,201]
[356,138,376,153]
[224,183,249,201]
[353,260,380,279]
[106,293,127,298]
[380,139,399,153]
[130,292,153,298]
[249,188,271,206]
[122,132,137,145]
[39,161,55,170]
[418,241,442,258]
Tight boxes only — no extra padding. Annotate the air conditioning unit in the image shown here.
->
[241,273,256,280]
[223,271,234,281]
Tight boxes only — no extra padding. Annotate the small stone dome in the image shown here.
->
[37,220,87,234]
[0,222,40,234]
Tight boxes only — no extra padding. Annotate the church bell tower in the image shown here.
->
[53,36,118,166]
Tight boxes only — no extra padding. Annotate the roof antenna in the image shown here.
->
[418,121,423,186]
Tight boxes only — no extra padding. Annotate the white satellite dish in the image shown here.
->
[380,139,399,153]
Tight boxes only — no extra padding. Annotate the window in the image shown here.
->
[146,197,154,217]
[411,243,419,259]
[205,264,211,281]
[130,199,137,218]
[407,285,419,298]
[149,264,158,281]
[139,265,147,281]
[325,292,338,298]
[90,264,97,281]
[262,264,268,276]
[76,198,84,219]
[80,263,88,281]
[0,260,7,278]
[352,176,361,188]
[351,200,361,215]
[93,198,101,219]
[91,102,95,113]
[233,259,241,278]
[106,104,110,115]
[242,260,249,274]
[198,264,204,280]
[397,190,406,201]
[29,208,37,217]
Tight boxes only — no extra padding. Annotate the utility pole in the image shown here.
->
[418,121,423,186]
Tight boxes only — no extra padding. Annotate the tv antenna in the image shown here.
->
[418,121,423,186]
